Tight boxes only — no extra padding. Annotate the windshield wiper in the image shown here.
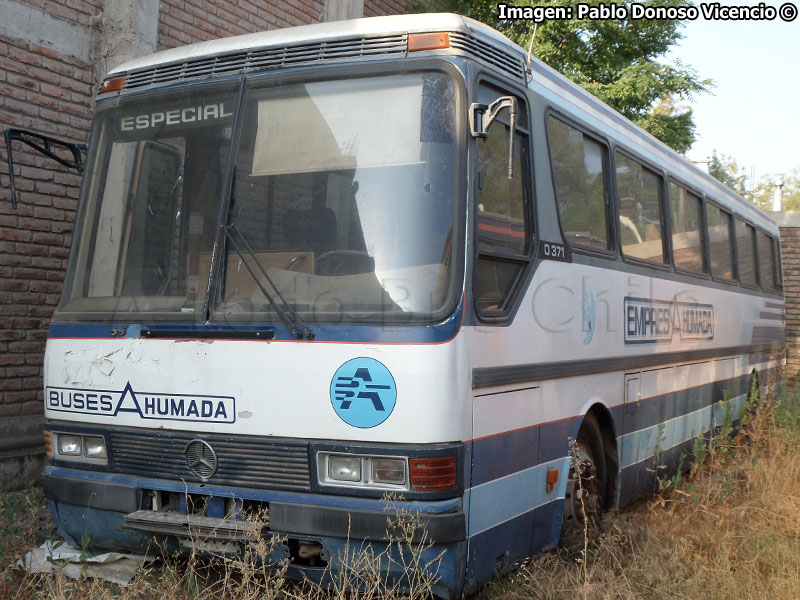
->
[224,224,315,340]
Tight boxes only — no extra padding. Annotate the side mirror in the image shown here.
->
[469,96,518,179]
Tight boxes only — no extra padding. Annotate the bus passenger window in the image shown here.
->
[706,202,734,280]
[757,230,777,290]
[735,217,757,286]
[474,87,530,315]
[668,183,706,274]
[547,117,610,252]
[615,153,665,263]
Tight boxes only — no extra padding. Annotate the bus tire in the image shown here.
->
[562,412,606,531]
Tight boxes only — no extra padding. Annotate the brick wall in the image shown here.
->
[778,221,800,388]
[157,0,409,51]
[0,1,97,488]
[157,0,327,50]
[364,0,408,17]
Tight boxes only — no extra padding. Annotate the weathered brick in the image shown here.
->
[21,401,44,416]
[32,232,64,245]
[13,267,47,280]
[6,366,41,378]
[0,228,32,242]
[0,354,25,366]
[0,378,23,391]
[3,390,39,403]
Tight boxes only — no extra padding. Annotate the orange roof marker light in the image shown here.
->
[408,32,450,52]
[99,76,126,94]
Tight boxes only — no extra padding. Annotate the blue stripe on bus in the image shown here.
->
[470,416,578,489]
[619,371,757,436]
[750,325,785,344]
[47,302,464,345]
[466,498,562,585]
[620,386,748,473]
[619,436,697,505]
[468,456,569,537]
[470,366,772,489]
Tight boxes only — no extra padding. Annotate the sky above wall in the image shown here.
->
[667,0,800,184]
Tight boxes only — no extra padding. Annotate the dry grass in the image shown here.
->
[3,383,800,600]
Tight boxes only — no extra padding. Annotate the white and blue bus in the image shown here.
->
[36,13,784,596]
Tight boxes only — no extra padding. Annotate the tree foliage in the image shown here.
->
[707,150,743,193]
[706,149,800,212]
[750,169,800,212]
[413,0,711,153]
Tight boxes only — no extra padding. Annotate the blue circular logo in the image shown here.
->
[330,358,397,428]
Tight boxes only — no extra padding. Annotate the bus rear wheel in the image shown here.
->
[563,413,606,531]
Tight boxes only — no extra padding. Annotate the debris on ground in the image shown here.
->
[13,539,154,585]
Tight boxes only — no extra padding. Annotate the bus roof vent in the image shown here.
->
[118,31,526,92]
[447,32,526,81]
[122,34,408,91]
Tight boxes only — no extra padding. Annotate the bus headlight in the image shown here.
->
[83,436,107,459]
[318,452,409,490]
[371,457,405,485]
[328,455,362,482]
[52,432,108,464]
[57,434,82,456]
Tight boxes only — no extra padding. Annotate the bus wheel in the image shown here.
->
[563,413,606,531]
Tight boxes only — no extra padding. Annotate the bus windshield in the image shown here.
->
[59,72,460,324]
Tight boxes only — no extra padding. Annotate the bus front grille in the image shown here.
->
[110,430,311,491]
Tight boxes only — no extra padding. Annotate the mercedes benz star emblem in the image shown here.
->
[184,439,218,480]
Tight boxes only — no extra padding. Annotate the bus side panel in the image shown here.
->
[468,259,784,552]
[466,385,567,582]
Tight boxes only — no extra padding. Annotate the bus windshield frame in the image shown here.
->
[57,65,466,327]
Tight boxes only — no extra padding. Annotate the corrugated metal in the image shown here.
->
[110,430,311,491]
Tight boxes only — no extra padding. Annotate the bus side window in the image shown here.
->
[756,230,777,291]
[474,84,531,316]
[547,116,611,252]
[735,217,757,287]
[668,182,707,274]
[706,202,735,280]
[615,152,666,264]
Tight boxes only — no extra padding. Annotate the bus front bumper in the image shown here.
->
[42,466,468,595]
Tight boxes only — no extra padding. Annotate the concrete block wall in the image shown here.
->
[0,0,409,491]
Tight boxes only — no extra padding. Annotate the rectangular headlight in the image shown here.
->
[83,436,107,459]
[328,455,362,482]
[57,434,82,456]
[371,457,405,485]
